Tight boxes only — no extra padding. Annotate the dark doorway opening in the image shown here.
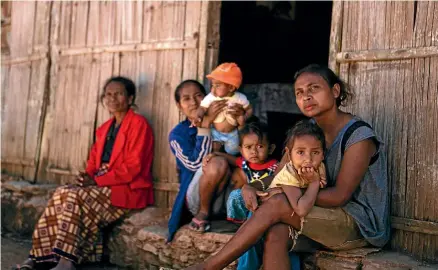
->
[267,112,308,160]
[218,1,332,155]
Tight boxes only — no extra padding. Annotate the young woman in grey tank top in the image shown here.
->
[187,65,390,270]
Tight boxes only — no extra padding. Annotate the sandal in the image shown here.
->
[188,217,211,233]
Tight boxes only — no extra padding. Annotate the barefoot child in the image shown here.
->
[193,63,253,155]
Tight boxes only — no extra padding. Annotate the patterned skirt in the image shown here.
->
[29,185,127,264]
[226,189,250,224]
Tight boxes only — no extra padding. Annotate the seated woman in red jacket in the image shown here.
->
[17,77,154,270]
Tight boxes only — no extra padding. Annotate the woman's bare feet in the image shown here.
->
[50,257,76,270]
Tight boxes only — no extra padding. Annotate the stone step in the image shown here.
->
[108,212,238,270]
[108,208,438,270]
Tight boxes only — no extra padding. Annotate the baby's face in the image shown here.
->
[211,79,234,98]
[289,135,324,170]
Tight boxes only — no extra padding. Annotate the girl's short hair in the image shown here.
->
[238,116,271,145]
[293,64,354,107]
[284,120,325,152]
[174,80,207,103]
[102,76,136,106]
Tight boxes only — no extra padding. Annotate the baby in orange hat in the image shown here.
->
[194,62,253,155]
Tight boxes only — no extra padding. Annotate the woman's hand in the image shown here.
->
[76,172,96,187]
[226,103,245,120]
[96,164,109,176]
[201,100,227,128]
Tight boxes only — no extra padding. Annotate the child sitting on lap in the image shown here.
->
[193,62,253,155]
[227,119,278,224]
[269,122,327,191]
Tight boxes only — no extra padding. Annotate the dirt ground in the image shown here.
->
[1,234,119,270]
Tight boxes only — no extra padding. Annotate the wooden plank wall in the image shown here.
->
[2,1,212,210]
[1,1,50,181]
[338,1,438,262]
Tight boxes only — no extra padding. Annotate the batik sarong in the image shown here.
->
[29,185,127,264]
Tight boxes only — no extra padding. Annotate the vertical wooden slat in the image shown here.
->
[197,1,209,84]
[69,1,89,48]
[37,1,61,182]
[328,1,343,73]
[203,1,221,90]
[429,3,438,259]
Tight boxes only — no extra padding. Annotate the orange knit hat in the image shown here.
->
[206,62,242,89]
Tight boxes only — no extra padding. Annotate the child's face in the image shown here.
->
[211,79,235,98]
[240,133,274,164]
[288,135,324,170]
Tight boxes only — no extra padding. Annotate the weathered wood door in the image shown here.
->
[329,1,438,262]
[1,2,51,181]
[33,1,220,209]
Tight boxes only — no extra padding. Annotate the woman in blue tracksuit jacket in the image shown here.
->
[167,79,244,242]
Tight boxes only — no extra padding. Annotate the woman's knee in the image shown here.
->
[265,193,292,214]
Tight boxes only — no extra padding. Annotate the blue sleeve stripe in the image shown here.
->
[170,136,211,171]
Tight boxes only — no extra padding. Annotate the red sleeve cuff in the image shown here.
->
[235,157,243,168]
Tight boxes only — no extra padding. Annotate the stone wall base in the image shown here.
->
[2,176,437,269]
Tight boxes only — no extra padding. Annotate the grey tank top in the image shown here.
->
[324,117,390,247]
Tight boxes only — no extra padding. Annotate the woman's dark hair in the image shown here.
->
[102,76,136,106]
[293,64,353,107]
[238,116,271,145]
[284,120,326,152]
[174,79,207,103]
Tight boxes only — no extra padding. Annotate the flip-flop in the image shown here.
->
[188,217,211,233]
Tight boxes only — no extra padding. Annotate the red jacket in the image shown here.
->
[86,109,154,209]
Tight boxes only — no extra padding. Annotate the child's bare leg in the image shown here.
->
[212,141,223,152]
[193,193,301,270]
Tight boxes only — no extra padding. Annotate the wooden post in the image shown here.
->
[328,1,343,74]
